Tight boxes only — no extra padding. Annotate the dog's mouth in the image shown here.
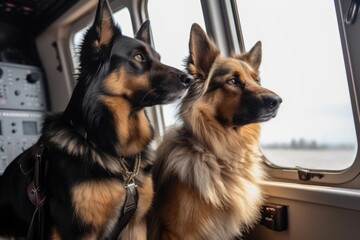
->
[135,72,191,107]
[158,73,192,104]
[233,106,280,125]
[256,111,278,122]
[161,90,187,104]
[137,88,187,107]
[253,102,281,123]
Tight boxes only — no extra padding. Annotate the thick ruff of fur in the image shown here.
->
[0,0,190,239]
[149,24,281,240]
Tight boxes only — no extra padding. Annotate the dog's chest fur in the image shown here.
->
[156,127,265,239]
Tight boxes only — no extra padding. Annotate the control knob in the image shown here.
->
[26,72,40,84]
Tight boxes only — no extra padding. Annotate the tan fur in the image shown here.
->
[102,68,151,97]
[72,180,126,233]
[100,96,152,156]
[101,68,153,156]
[149,24,270,240]
[72,174,153,239]
[50,229,62,240]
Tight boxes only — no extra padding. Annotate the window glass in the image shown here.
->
[72,8,133,72]
[236,0,357,171]
[147,0,206,128]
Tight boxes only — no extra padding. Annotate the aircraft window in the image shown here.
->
[236,0,357,171]
[147,0,206,129]
[71,7,133,72]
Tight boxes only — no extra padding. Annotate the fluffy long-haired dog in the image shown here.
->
[0,0,191,239]
[149,24,282,240]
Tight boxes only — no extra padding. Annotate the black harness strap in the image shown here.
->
[26,141,48,240]
[106,181,139,239]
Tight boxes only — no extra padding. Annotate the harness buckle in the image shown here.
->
[123,180,137,214]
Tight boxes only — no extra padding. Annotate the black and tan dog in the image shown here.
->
[149,24,282,239]
[0,0,191,239]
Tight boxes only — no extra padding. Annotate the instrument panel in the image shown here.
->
[0,62,47,175]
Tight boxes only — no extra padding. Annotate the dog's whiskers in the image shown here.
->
[141,89,156,103]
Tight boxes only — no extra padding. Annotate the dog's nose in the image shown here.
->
[263,94,282,111]
[178,74,193,88]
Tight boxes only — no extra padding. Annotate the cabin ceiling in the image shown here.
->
[0,0,80,34]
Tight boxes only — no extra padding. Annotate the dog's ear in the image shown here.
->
[93,0,118,48]
[135,20,152,46]
[241,41,262,72]
[187,23,219,80]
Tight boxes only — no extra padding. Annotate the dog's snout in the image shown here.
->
[178,74,193,88]
[263,94,282,111]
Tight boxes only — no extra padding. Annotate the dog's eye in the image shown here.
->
[134,53,146,62]
[254,76,261,85]
[228,77,240,85]
[228,77,246,88]
[228,77,237,84]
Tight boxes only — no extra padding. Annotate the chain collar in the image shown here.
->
[118,153,141,186]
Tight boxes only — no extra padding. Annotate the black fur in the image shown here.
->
[0,0,190,238]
